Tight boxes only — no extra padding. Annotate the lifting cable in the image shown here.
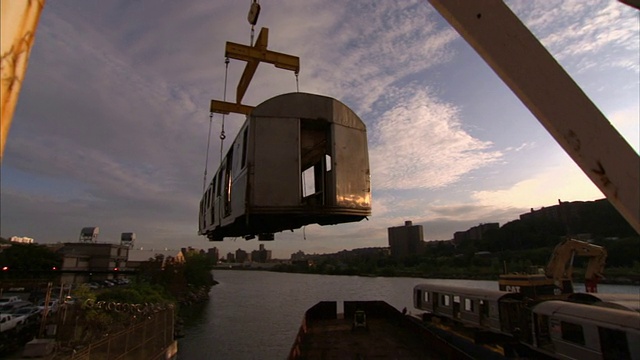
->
[219,57,230,165]
[203,57,230,193]
[202,113,214,193]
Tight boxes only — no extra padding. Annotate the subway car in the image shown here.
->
[199,92,371,241]
[413,283,640,359]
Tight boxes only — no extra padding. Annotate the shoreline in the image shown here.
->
[213,266,640,286]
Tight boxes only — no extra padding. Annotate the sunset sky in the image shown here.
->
[2,1,638,258]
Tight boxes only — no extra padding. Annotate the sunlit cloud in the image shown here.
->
[507,0,639,72]
[370,87,502,190]
[471,162,603,209]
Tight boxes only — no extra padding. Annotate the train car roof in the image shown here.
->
[251,92,366,131]
[534,300,640,330]
[568,293,640,312]
[414,283,523,301]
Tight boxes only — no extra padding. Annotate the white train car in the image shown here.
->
[413,283,525,335]
[531,300,640,360]
[199,92,371,241]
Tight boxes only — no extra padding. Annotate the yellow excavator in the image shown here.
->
[499,238,607,298]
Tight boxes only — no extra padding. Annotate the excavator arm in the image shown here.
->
[545,238,607,293]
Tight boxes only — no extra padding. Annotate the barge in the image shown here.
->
[288,300,506,359]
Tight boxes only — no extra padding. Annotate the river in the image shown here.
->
[176,270,639,360]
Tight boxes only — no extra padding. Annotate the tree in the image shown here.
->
[0,243,62,278]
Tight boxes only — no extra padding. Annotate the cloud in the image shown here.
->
[256,1,459,114]
[471,162,603,209]
[369,86,502,190]
[506,0,639,72]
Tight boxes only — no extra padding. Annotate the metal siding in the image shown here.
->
[230,171,248,220]
[333,125,370,209]
[252,117,300,207]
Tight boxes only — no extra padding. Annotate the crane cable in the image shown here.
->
[203,113,213,193]
[219,57,230,165]
[203,57,230,193]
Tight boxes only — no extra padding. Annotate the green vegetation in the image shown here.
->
[272,236,640,283]
[0,243,62,278]
[274,200,639,283]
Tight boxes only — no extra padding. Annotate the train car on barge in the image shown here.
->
[199,92,371,241]
[413,283,640,359]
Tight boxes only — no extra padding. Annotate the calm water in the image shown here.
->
[177,270,639,360]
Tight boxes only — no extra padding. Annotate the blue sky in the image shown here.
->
[1,1,638,259]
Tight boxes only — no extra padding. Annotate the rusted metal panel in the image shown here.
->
[251,116,300,207]
[333,125,371,209]
[0,0,46,162]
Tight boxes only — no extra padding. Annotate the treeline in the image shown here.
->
[273,200,640,281]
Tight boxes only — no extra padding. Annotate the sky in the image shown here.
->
[1,1,638,259]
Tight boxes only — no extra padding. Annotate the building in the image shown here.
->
[58,242,130,284]
[9,236,34,244]
[227,252,235,263]
[251,244,272,263]
[207,247,220,263]
[453,223,500,244]
[290,250,306,261]
[520,199,598,234]
[235,249,250,263]
[127,249,185,270]
[388,221,425,258]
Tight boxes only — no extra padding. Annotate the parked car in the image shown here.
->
[11,306,42,324]
[0,314,26,332]
[86,282,101,289]
[0,296,21,304]
[0,300,32,314]
[37,299,59,313]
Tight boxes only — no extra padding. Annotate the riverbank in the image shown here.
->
[217,265,640,286]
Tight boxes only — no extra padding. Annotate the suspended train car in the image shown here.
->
[199,92,371,241]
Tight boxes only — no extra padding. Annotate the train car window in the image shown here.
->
[464,298,474,312]
[560,321,585,345]
[241,128,248,169]
[442,294,450,307]
[453,296,460,304]
[224,149,233,216]
[480,300,489,318]
[302,167,315,197]
[599,327,631,360]
[217,168,223,196]
[424,292,429,303]
[325,154,332,171]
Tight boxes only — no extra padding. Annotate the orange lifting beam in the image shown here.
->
[210,100,254,116]
[210,27,300,116]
